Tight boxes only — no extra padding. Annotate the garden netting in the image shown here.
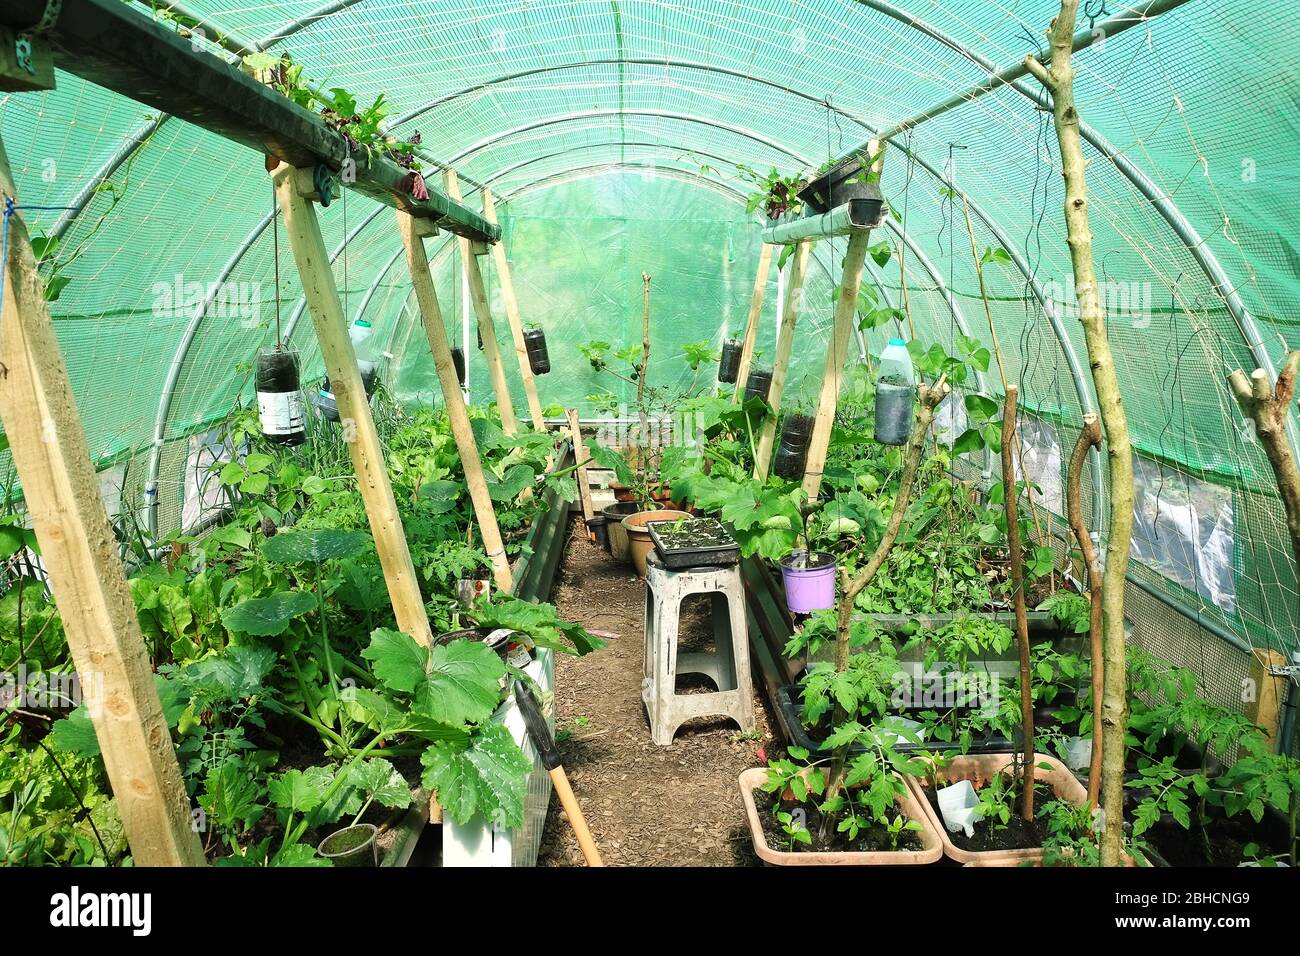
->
[0,0,1296,676]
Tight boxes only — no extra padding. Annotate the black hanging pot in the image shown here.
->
[477,326,484,350]
[523,328,551,375]
[450,345,467,388]
[255,348,306,446]
[773,413,813,480]
[718,338,742,384]
[745,367,774,404]
[798,157,886,220]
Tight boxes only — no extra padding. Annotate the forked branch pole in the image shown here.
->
[1067,414,1105,805]
[638,273,652,476]
[1229,354,1300,616]
[1026,0,1134,867]
[1001,386,1034,820]
[819,377,949,815]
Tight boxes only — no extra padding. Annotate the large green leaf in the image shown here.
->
[268,766,333,815]
[420,723,532,828]
[584,441,633,486]
[262,528,369,564]
[361,628,429,694]
[486,463,535,502]
[415,640,506,727]
[221,590,315,637]
[471,597,605,656]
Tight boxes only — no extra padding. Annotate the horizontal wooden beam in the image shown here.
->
[0,0,498,242]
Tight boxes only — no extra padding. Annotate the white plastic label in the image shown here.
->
[257,390,305,435]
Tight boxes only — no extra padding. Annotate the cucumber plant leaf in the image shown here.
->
[221,590,315,637]
[262,528,369,564]
[361,627,430,694]
[415,640,506,727]
[420,723,532,828]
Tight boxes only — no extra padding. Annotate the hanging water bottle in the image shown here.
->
[349,318,380,398]
[256,347,306,446]
[874,338,915,446]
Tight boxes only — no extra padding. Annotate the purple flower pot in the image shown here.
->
[779,551,836,614]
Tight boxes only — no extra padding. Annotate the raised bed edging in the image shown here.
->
[382,439,576,866]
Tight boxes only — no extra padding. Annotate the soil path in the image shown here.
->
[537,520,774,867]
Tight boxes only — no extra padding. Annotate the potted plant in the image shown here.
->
[647,516,739,569]
[718,336,743,384]
[739,740,942,866]
[904,751,1088,865]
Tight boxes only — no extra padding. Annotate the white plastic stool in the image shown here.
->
[641,553,754,746]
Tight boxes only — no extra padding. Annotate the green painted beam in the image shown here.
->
[1,0,498,242]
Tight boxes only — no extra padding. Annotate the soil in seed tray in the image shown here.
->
[759,795,924,854]
[654,519,733,550]
[923,779,1055,852]
[537,518,776,867]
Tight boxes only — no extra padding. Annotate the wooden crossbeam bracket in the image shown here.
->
[0,0,498,241]
[482,187,547,433]
[0,138,205,865]
[754,240,811,479]
[398,208,514,593]
[272,162,435,645]
[444,169,519,436]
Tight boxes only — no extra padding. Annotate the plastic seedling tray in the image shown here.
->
[648,517,739,569]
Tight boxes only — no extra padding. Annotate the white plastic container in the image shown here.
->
[936,779,983,838]
[875,338,916,445]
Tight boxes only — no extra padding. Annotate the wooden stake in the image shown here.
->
[754,240,810,479]
[0,139,205,866]
[733,243,774,402]
[801,230,872,499]
[273,164,434,645]
[1001,385,1034,820]
[567,408,595,538]
[1026,1,1135,866]
[397,208,513,594]
[1067,414,1105,805]
[482,188,546,432]
[1246,648,1290,751]
[444,170,518,435]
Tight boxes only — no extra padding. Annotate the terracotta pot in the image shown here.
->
[905,752,1088,866]
[739,768,943,866]
[622,510,691,578]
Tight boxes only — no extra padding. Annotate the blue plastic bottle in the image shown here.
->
[874,338,916,446]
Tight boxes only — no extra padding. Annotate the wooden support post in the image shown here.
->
[567,409,595,539]
[0,140,204,866]
[482,188,546,432]
[733,243,774,402]
[800,230,872,499]
[754,240,811,480]
[273,164,434,644]
[801,142,883,500]
[397,208,514,594]
[444,170,518,436]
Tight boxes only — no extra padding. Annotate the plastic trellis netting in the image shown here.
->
[0,1,1296,667]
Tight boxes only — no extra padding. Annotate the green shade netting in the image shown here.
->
[0,0,1295,652]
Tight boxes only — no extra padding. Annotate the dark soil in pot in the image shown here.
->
[1143,806,1292,867]
[524,327,551,374]
[760,793,924,854]
[450,345,467,387]
[745,367,773,404]
[922,779,1055,852]
[718,338,742,384]
[773,413,812,480]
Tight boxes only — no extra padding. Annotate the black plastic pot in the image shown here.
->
[773,413,812,480]
[745,367,774,404]
[318,824,378,867]
[255,349,306,446]
[450,345,467,388]
[874,381,914,445]
[524,328,551,375]
[477,326,484,350]
[798,158,886,219]
[718,338,743,384]
[648,517,739,569]
[776,684,1016,756]
[585,514,609,550]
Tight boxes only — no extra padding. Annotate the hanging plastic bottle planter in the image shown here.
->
[523,327,551,375]
[256,347,306,446]
[875,338,915,446]
[773,412,812,480]
[718,337,742,384]
[745,367,774,404]
[450,345,467,388]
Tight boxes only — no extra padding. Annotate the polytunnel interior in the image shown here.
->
[1,0,1298,873]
